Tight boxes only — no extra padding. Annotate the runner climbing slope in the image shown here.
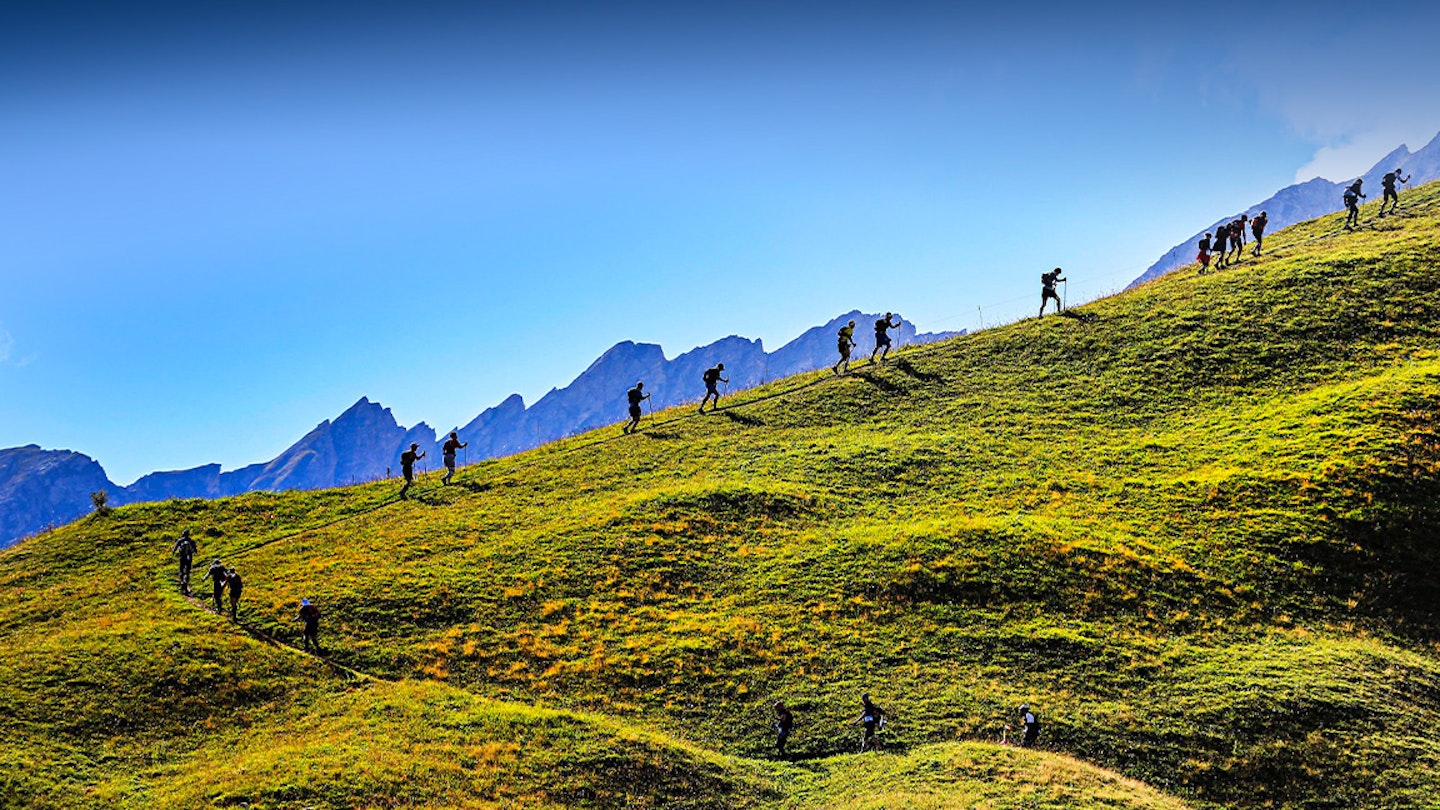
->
[623,382,650,434]
[399,443,425,500]
[871,312,900,364]
[833,321,857,375]
[1251,211,1269,256]
[698,364,727,413]
[1344,179,1366,228]
[441,432,467,486]
[1039,268,1065,316]
[1380,169,1411,216]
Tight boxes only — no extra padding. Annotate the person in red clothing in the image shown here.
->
[1197,232,1213,273]
[1250,211,1269,257]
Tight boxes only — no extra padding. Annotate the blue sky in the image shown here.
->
[3,0,1439,483]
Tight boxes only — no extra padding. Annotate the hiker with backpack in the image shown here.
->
[850,692,887,752]
[623,382,650,434]
[1344,179,1366,228]
[1250,211,1269,256]
[223,567,243,619]
[1227,217,1246,264]
[205,558,228,612]
[1380,169,1411,216]
[833,321,858,375]
[297,598,322,652]
[773,701,794,757]
[172,529,197,595]
[441,432,467,486]
[1197,232,1213,273]
[870,313,901,364]
[1038,268,1065,317]
[1213,223,1230,270]
[1019,704,1041,747]
[698,364,728,414]
[399,442,425,500]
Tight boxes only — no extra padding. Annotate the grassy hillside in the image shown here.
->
[6,185,1440,808]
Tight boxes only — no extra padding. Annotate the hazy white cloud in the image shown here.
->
[0,327,13,364]
[1294,126,1440,183]
[1215,7,1440,183]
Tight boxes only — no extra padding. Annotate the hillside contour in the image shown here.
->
[5,184,1440,809]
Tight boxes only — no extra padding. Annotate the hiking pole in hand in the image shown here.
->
[646,396,654,429]
[1062,279,1068,311]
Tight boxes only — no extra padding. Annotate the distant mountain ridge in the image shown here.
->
[1130,131,1440,288]
[0,312,960,546]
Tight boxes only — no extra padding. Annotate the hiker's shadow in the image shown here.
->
[1060,309,1097,324]
[854,370,908,395]
[893,358,942,383]
[642,430,682,441]
[720,410,764,427]
[455,480,493,494]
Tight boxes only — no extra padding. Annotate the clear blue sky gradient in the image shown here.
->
[4,0,1440,483]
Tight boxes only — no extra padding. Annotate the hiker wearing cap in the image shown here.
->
[205,559,228,612]
[173,529,197,595]
[1380,169,1411,216]
[1234,214,1250,253]
[850,692,886,752]
[297,598,322,652]
[773,701,795,757]
[399,443,425,500]
[441,432,468,486]
[871,313,901,364]
[1039,268,1065,317]
[698,364,728,414]
[1250,211,1269,257]
[1019,704,1041,748]
[1197,233,1213,273]
[1344,179,1366,228]
[224,568,243,619]
[833,321,858,375]
[623,382,650,434]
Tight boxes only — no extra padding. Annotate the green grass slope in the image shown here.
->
[6,185,1440,808]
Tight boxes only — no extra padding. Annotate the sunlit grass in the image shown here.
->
[5,184,1440,808]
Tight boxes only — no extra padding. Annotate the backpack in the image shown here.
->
[703,368,719,383]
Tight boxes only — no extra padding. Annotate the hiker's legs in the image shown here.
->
[229,595,239,619]
[212,584,223,612]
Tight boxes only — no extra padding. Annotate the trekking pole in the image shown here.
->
[646,396,654,428]
[1062,279,1067,311]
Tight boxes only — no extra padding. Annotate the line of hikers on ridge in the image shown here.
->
[621,277,1075,435]
[1197,211,1269,272]
[173,530,322,651]
[1197,168,1413,272]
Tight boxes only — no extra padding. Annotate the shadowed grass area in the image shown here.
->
[6,184,1440,807]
